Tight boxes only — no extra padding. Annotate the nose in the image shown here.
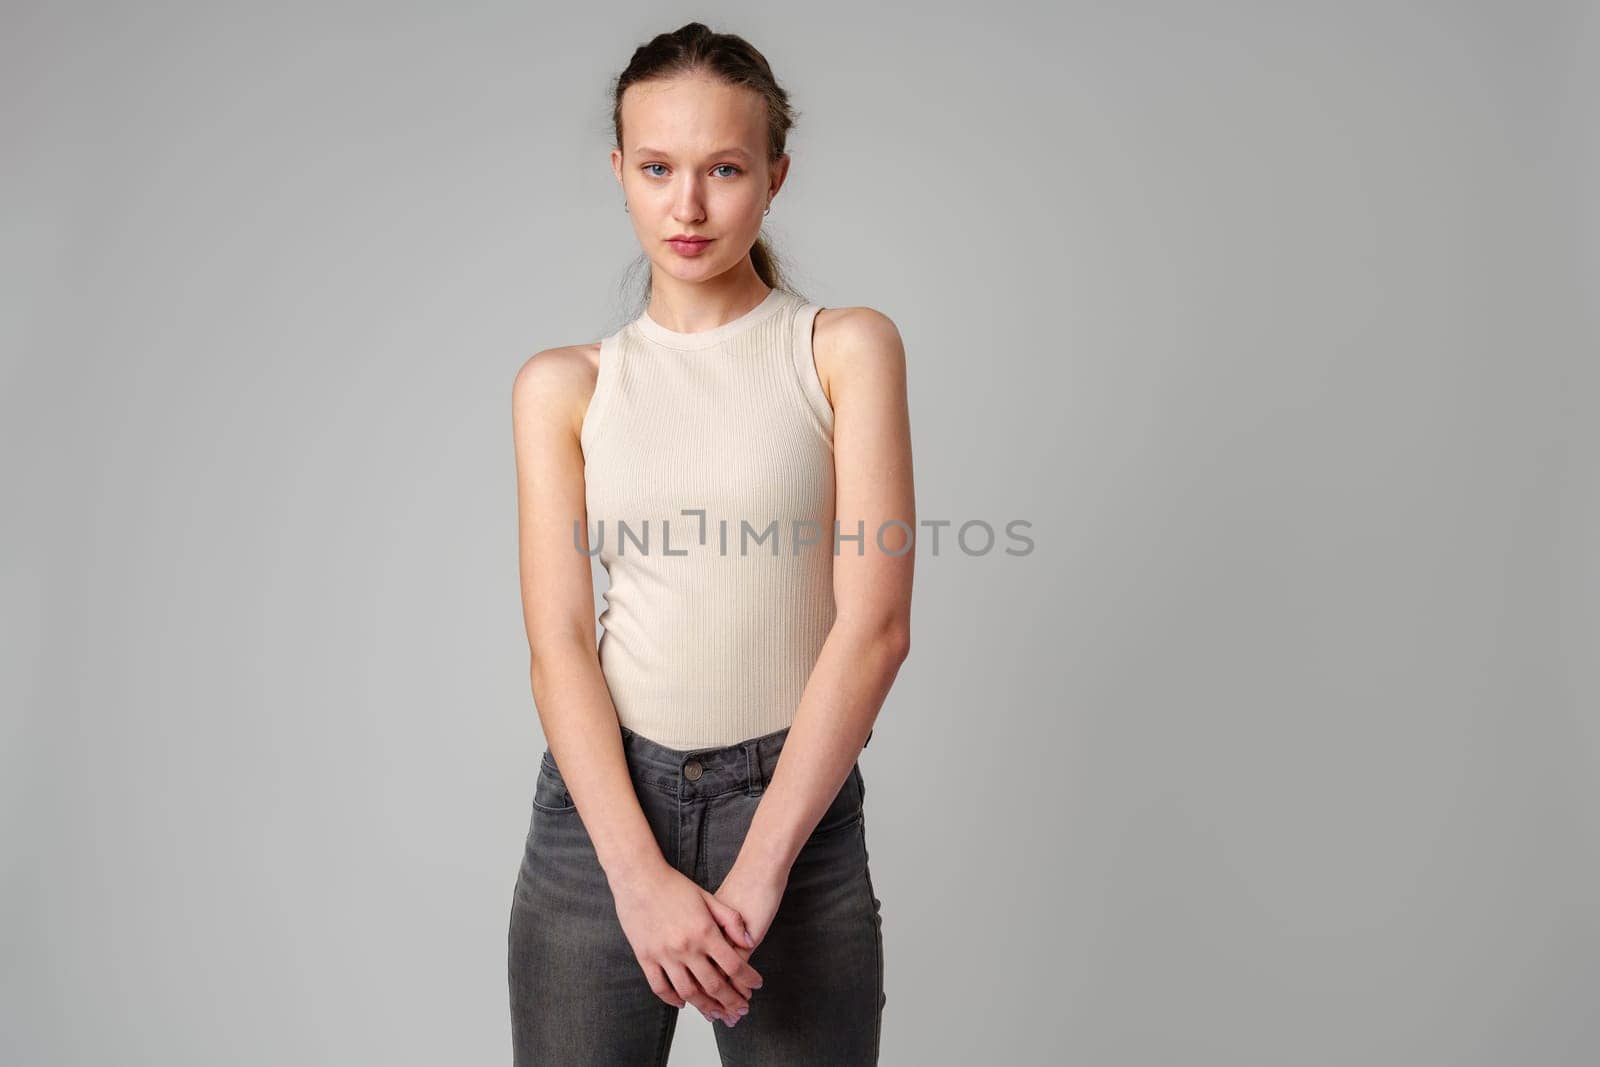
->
[671,175,706,224]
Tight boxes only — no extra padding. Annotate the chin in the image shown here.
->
[657,256,726,282]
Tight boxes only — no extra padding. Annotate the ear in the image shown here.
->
[768,152,791,199]
[610,148,624,186]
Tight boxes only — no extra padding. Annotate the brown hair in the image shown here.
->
[610,21,807,310]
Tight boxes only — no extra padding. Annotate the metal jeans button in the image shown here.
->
[684,760,703,781]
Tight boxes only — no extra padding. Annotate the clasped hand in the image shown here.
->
[610,859,788,1026]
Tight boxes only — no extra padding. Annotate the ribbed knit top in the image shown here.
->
[581,287,836,751]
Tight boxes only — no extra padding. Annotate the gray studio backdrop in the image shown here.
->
[6,2,1596,1065]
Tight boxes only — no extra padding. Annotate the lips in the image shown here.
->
[666,236,714,257]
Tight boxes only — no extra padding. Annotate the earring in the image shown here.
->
[623,202,630,213]
[764,203,771,216]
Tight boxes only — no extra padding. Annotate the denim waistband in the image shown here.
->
[619,723,792,800]
[614,723,873,801]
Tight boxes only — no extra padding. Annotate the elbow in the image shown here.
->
[840,612,910,667]
[527,626,597,693]
[884,622,911,665]
[851,614,915,662]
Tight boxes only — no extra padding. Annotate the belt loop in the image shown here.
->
[745,740,763,797]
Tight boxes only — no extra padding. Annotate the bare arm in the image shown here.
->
[511,346,661,883]
[512,345,765,1022]
[725,307,915,893]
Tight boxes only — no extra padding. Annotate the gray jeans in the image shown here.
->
[507,723,885,1065]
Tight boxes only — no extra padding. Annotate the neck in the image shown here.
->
[645,265,772,334]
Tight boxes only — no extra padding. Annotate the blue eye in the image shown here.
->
[642,162,741,178]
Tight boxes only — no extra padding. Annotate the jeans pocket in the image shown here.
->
[531,752,577,814]
[809,764,865,838]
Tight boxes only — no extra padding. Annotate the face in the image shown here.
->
[612,74,788,283]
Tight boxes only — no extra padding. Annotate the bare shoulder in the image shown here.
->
[511,341,603,439]
[811,306,907,402]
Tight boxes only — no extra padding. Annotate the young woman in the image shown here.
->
[507,21,915,1065]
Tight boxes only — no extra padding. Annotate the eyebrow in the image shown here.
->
[632,145,754,160]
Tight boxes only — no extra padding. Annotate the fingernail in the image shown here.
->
[744,930,755,947]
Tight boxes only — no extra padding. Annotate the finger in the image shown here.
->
[698,919,758,998]
[698,893,761,995]
[704,936,764,997]
[664,960,725,1022]
[703,893,758,949]
[642,962,685,1008]
[686,953,748,1018]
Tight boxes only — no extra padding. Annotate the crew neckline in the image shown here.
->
[632,287,788,350]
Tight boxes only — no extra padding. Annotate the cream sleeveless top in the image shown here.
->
[581,287,836,751]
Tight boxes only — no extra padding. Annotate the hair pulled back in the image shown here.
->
[610,22,804,305]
